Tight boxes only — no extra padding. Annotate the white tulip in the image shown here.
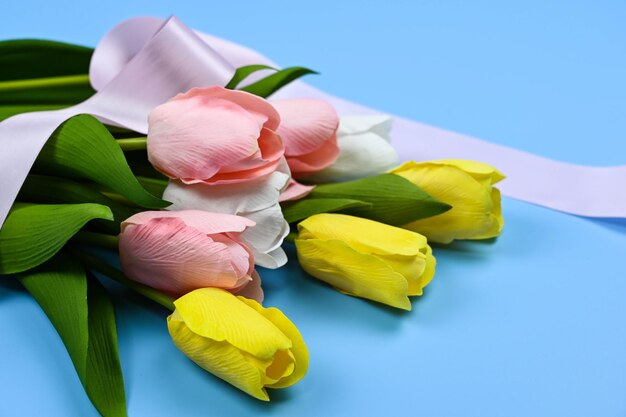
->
[305,114,399,182]
[163,167,290,269]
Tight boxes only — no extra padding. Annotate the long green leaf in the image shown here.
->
[309,174,452,226]
[34,114,169,209]
[18,175,137,231]
[240,66,317,98]
[19,253,127,417]
[0,203,113,274]
[0,39,93,81]
[225,64,275,90]
[282,198,372,224]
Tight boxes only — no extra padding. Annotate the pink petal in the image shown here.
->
[279,179,315,202]
[121,210,255,235]
[119,217,244,295]
[148,96,265,182]
[287,132,340,177]
[272,99,339,156]
[200,128,284,185]
[179,86,280,132]
[232,270,264,304]
[211,233,254,278]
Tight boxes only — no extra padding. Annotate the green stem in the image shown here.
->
[116,137,147,151]
[285,232,297,243]
[72,231,120,251]
[0,74,90,92]
[74,250,176,311]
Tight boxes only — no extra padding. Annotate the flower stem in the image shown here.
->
[72,231,120,251]
[0,74,90,92]
[116,137,148,151]
[74,249,176,311]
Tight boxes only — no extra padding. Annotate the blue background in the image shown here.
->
[1,1,626,416]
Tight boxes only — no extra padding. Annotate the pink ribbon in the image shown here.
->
[1,16,624,228]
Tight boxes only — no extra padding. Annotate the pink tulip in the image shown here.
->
[148,86,284,185]
[272,99,340,178]
[119,210,263,302]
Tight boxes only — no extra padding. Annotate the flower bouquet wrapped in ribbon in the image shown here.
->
[5,15,586,417]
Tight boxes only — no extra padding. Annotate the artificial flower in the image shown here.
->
[295,213,435,310]
[148,86,283,185]
[163,168,291,268]
[167,288,309,401]
[272,98,339,178]
[305,114,399,182]
[119,210,262,301]
[390,160,504,243]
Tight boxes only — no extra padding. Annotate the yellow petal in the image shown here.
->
[471,187,504,240]
[295,238,411,310]
[392,161,499,243]
[412,159,505,184]
[174,288,291,360]
[167,309,269,401]
[298,213,427,257]
[238,297,309,388]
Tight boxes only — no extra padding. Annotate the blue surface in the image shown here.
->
[1,1,626,416]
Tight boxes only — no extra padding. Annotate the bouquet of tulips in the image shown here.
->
[0,29,504,417]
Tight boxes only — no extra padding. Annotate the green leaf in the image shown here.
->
[34,114,169,209]
[18,175,137,231]
[282,198,372,224]
[225,64,275,90]
[19,253,127,417]
[0,203,113,274]
[0,39,93,81]
[240,66,317,98]
[309,174,452,226]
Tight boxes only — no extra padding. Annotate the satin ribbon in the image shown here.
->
[1,16,624,229]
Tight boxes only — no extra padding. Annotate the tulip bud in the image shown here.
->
[167,288,309,401]
[119,210,262,301]
[390,160,504,243]
[148,86,284,185]
[271,98,340,178]
[305,115,399,183]
[295,213,435,310]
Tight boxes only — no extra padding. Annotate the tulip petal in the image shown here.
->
[167,310,270,401]
[307,131,399,182]
[279,179,315,202]
[298,213,428,257]
[239,297,309,388]
[287,133,340,176]
[183,86,280,132]
[392,161,500,243]
[233,270,264,304]
[337,114,392,138]
[164,171,289,215]
[295,238,412,310]
[148,97,264,182]
[272,99,339,156]
[433,159,506,184]
[206,128,284,185]
[174,288,292,359]
[122,210,254,235]
[119,218,244,294]
[240,205,290,269]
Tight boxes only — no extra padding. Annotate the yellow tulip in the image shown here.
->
[295,213,435,310]
[390,160,504,244]
[167,288,308,401]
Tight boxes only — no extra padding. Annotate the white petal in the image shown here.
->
[306,131,398,182]
[164,170,290,214]
[240,204,290,268]
[337,114,392,139]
